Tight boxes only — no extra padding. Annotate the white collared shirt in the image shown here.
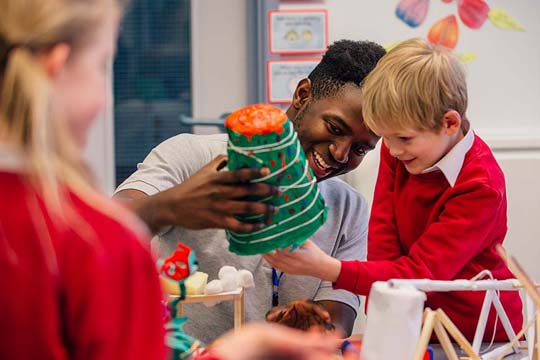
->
[421,129,474,187]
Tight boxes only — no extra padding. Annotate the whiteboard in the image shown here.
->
[281,0,540,140]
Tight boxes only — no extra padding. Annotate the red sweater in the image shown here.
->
[0,171,166,359]
[334,135,522,341]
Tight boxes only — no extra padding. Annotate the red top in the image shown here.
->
[334,135,522,341]
[0,171,166,359]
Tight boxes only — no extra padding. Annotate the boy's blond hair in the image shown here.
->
[362,38,468,134]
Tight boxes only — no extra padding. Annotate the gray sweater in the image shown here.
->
[116,133,368,343]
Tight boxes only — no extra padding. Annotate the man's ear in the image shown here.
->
[292,78,312,110]
[442,110,462,136]
[37,43,70,79]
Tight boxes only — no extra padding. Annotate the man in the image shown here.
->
[115,39,385,343]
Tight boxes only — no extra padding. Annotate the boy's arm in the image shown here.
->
[368,142,404,261]
[336,181,504,295]
[266,181,506,297]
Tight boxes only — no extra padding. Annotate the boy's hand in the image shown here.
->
[263,240,342,282]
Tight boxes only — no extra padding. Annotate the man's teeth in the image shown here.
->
[313,151,332,170]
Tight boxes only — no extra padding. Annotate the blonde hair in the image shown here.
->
[0,0,144,263]
[362,38,468,134]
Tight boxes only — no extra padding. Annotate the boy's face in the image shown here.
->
[380,126,458,174]
[290,83,380,182]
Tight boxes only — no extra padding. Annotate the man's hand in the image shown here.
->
[263,240,342,282]
[116,155,279,234]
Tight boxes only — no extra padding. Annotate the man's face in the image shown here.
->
[292,84,380,182]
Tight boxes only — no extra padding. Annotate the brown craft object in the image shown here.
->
[266,299,335,332]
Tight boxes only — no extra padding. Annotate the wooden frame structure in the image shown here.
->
[496,245,540,360]
[170,288,245,331]
[390,276,538,359]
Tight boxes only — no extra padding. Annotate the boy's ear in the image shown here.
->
[292,78,312,110]
[37,43,71,79]
[442,110,462,136]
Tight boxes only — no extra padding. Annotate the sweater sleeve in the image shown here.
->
[367,142,404,261]
[61,219,166,360]
[115,134,222,195]
[335,180,504,295]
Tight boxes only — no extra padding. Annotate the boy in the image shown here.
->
[264,38,522,341]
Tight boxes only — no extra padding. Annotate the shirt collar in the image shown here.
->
[421,128,474,187]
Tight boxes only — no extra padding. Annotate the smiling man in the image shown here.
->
[114,40,384,343]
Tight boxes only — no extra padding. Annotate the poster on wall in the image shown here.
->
[267,59,320,104]
[268,9,328,55]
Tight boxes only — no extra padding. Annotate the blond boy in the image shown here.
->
[264,38,522,341]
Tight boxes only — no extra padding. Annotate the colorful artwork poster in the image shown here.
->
[268,9,328,55]
[267,59,320,104]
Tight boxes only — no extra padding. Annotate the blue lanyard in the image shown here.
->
[271,267,284,307]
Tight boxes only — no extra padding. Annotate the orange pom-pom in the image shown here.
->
[225,103,287,136]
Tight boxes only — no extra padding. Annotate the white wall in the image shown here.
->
[279,1,540,134]
[191,0,250,133]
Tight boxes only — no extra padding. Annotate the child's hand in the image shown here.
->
[263,240,342,282]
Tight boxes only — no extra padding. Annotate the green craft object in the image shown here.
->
[225,104,327,255]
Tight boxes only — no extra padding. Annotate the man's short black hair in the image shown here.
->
[308,39,386,99]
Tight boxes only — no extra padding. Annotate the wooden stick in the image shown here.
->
[177,303,183,318]
[436,309,480,360]
[495,318,535,360]
[496,245,540,306]
[434,319,459,360]
[414,309,436,360]
[177,288,244,304]
[240,287,245,324]
[513,283,540,289]
[533,310,539,360]
[233,288,244,330]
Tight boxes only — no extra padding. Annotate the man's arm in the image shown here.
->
[114,155,279,235]
[318,300,356,336]
[313,180,369,337]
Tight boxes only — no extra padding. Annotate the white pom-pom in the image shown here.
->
[236,269,255,288]
[205,279,223,295]
[218,266,238,280]
[221,274,237,292]
[204,280,224,307]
